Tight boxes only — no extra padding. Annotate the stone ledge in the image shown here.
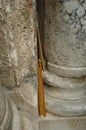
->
[39,116,86,130]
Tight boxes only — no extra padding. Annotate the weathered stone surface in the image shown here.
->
[63,0,79,14]
[1,0,86,130]
[44,0,86,117]
[0,0,38,130]
[0,0,37,88]
[76,5,85,17]
[44,0,86,68]
[39,116,86,130]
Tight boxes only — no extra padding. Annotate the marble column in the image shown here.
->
[41,1,86,130]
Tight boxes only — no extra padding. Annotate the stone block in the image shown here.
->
[39,116,86,130]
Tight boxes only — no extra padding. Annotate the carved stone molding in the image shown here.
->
[0,87,38,130]
[44,0,86,117]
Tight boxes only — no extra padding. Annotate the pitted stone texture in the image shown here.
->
[0,0,37,88]
[0,0,16,87]
[13,0,37,84]
[0,0,38,130]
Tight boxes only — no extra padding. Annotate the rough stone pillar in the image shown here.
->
[0,0,38,130]
[42,0,86,130]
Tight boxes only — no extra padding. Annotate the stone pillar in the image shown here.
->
[42,0,86,130]
[0,0,38,130]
